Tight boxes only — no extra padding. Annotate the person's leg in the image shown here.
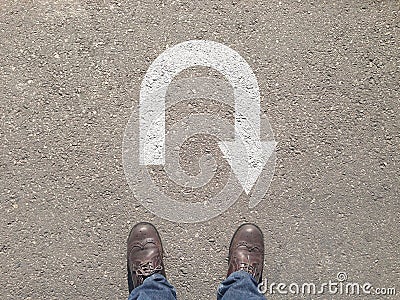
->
[127,222,177,300]
[217,223,266,300]
[127,273,176,300]
[217,271,265,300]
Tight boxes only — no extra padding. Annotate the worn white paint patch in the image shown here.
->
[37,0,88,20]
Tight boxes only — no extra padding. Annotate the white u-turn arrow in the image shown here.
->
[139,40,275,194]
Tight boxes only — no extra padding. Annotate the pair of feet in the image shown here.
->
[127,222,264,293]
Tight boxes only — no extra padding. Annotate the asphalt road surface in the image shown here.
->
[1,1,399,299]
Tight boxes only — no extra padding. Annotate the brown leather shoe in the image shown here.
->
[227,223,264,283]
[127,222,166,292]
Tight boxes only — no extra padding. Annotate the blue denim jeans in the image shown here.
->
[127,271,266,300]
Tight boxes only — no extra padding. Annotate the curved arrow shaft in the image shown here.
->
[139,40,261,165]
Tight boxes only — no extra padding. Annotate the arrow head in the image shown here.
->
[218,139,276,195]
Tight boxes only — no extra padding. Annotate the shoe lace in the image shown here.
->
[134,260,163,285]
[239,262,258,277]
[238,260,259,278]
[233,242,262,279]
[136,261,163,277]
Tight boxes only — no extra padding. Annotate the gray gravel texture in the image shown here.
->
[1,1,399,299]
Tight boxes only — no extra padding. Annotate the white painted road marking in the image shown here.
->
[139,40,275,193]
